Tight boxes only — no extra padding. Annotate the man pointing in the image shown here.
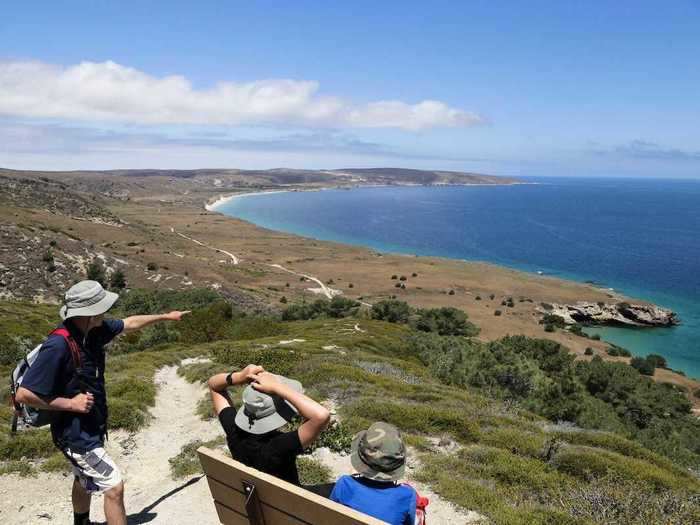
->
[15,280,189,525]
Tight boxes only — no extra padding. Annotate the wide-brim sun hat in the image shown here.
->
[350,422,406,482]
[234,375,303,435]
[60,280,119,320]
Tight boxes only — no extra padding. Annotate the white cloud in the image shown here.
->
[0,60,482,130]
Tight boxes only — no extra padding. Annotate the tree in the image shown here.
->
[110,269,127,290]
[86,260,106,286]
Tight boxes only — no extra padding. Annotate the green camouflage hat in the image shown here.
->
[350,422,406,481]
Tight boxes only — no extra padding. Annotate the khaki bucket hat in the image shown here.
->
[351,422,406,481]
[60,280,119,320]
[234,375,303,435]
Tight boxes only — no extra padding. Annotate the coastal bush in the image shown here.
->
[110,269,126,290]
[371,299,411,323]
[645,354,667,368]
[494,309,502,316]
[297,457,333,485]
[412,307,479,337]
[114,288,221,316]
[146,262,159,271]
[281,297,359,321]
[590,333,601,340]
[544,324,555,332]
[540,314,567,328]
[584,347,593,356]
[86,260,106,285]
[279,296,287,303]
[630,356,656,376]
[606,344,632,357]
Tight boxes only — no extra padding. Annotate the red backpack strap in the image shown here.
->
[50,328,82,368]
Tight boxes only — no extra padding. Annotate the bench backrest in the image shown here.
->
[197,446,388,525]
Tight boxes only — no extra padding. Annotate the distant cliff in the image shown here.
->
[538,301,679,327]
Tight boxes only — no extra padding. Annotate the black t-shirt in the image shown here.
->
[218,406,303,485]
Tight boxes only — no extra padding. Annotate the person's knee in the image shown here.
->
[104,481,125,502]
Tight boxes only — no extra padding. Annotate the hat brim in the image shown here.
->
[350,431,405,482]
[235,376,303,435]
[60,290,119,320]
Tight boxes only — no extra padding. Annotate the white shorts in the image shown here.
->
[63,446,123,494]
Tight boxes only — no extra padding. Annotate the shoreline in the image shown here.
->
[202,185,700,381]
[204,180,536,211]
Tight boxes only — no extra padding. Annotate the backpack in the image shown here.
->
[9,328,81,432]
[402,483,429,525]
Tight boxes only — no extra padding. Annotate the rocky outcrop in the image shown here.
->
[538,301,679,327]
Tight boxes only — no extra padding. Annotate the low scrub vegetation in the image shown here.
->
[2,292,698,524]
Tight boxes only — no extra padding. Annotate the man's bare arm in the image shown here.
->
[208,364,264,416]
[15,387,94,414]
[122,311,190,333]
[251,372,331,448]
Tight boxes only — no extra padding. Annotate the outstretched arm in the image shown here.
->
[251,372,331,448]
[123,311,190,333]
[208,364,264,416]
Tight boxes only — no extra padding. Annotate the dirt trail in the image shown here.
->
[0,364,485,525]
[0,364,221,525]
[267,263,341,299]
[171,227,239,264]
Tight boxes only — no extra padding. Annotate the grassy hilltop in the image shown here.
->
[1,168,699,523]
[1,291,699,525]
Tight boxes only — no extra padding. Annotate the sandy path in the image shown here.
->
[171,228,239,264]
[0,364,221,525]
[267,263,340,299]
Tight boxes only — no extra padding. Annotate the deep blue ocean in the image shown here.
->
[216,178,700,379]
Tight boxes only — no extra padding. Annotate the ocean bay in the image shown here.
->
[217,177,700,379]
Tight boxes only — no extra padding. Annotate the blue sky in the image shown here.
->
[1,1,699,177]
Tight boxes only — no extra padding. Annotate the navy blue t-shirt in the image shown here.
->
[20,318,124,452]
[331,475,416,525]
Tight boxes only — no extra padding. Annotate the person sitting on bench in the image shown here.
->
[208,365,330,485]
[330,422,416,525]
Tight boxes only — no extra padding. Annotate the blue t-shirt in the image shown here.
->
[330,475,416,525]
[20,319,124,452]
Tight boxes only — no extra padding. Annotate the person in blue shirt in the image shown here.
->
[15,280,190,525]
[331,422,416,525]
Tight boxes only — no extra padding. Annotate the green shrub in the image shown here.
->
[544,324,555,332]
[110,269,126,290]
[645,354,667,368]
[169,437,226,479]
[584,347,594,356]
[297,457,333,485]
[494,310,502,316]
[371,300,411,324]
[86,260,106,285]
[606,345,632,357]
[630,357,655,376]
[0,429,55,460]
[412,307,479,337]
[108,399,147,431]
[146,262,159,271]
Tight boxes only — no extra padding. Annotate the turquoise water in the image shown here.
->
[216,178,700,379]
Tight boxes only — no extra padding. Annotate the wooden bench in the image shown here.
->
[197,447,388,525]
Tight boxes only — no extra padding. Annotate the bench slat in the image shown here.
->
[198,447,388,525]
[214,501,254,525]
[208,478,312,525]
